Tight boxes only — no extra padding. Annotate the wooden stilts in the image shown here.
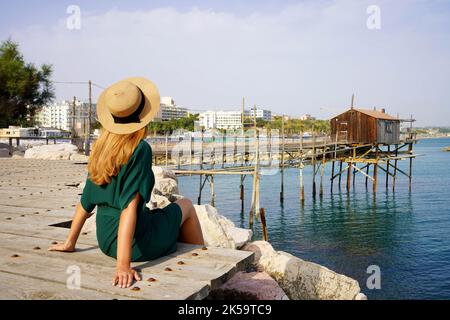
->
[331,160,335,193]
[338,161,343,189]
[240,174,244,212]
[198,175,202,205]
[165,131,168,167]
[222,131,226,168]
[408,143,413,191]
[260,208,268,241]
[365,164,370,189]
[373,147,379,193]
[177,136,181,169]
[393,144,398,192]
[312,129,317,198]
[320,146,326,197]
[299,132,305,204]
[280,115,285,201]
[210,175,215,206]
[386,145,390,189]
[347,162,352,193]
[198,130,205,205]
[190,134,193,172]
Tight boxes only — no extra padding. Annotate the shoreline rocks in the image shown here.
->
[24,143,81,160]
[242,241,364,300]
[209,271,289,300]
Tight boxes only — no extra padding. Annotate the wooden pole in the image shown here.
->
[280,115,285,201]
[393,144,398,192]
[177,136,181,169]
[222,131,226,168]
[320,146,326,197]
[210,175,215,207]
[365,164,370,189]
[190,134,193,172]
[347,162,352,193]
[85,80,92,156]
[312,128,317,198]
[198,129,204,205]
[338,160,343,189]
[260,208,268,241]
[300,132,305,204]
[165,132,169,167]
[373,146,379,193]
[386,145,390,189]
[71,96,76,143]
[408,143,413,191]
[331,160,335,193]
[249,105,260,227]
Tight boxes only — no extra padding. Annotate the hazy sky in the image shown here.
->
[1,0,449,126]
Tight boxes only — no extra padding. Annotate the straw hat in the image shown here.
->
[96,77,160,134]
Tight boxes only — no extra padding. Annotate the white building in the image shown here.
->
[299,114,316,121]
[0,126,69,138]
[35,100,96,133]
[245,108,272,121]
[158,97,188,121]
[0,126,38,138]
[199,110,243,130]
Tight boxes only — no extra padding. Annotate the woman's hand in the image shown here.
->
[48,241,75,252]
[112,265,141,288]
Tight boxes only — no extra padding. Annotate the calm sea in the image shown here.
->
[177,137,450,300]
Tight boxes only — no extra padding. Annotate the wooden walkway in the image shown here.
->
[0,158,254,300]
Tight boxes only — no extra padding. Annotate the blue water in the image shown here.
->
[177,137,450,299]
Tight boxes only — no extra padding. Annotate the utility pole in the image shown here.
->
[71,96,77,144]
[85,80,92,155]
[241,97,245,136]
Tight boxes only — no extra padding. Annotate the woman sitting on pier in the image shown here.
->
[48,77,204,288]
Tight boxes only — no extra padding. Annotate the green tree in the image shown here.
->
[0,39,54,128]
[148,113,199,135]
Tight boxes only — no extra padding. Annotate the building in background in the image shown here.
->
[0,126,38,138]
[245,108,272,121]
[0,126,70,138]
[199,110,243,130]
[299,114,316,121]
[158,97,188,121]
[35,100,97,136]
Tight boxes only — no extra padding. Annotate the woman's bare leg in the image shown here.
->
[175,198,204,245]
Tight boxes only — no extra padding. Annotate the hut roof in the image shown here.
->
[333,108,399,121]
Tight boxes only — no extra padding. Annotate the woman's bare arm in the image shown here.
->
[112,193,142,288]
[48,202,92,252]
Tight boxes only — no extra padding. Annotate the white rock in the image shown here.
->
[210,271,289,300]
[194,204,252,249]
[152,178,179,197]
[354,293,368,300]
[24,143,78,160]
[227,227,253,249]
[242,241,362,300]
[152,166,177,181]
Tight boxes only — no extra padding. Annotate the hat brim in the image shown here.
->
[97,77,160,135]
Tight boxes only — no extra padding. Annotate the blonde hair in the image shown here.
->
[88,126,148,185]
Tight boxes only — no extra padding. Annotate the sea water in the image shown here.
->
[177,137,450,299]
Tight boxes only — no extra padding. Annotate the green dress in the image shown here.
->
[80,139,182,262]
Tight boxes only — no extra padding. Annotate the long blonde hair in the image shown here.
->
[88,126,148,185]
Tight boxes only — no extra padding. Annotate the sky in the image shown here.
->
[1,0,449,126]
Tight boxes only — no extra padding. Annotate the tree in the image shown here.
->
[0,39,54,128]
[147,113,199,135]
